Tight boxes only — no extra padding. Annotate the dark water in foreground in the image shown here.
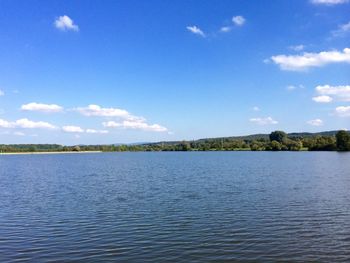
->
[0,152,350,262]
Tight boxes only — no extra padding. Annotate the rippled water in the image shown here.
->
[1,152,350,262]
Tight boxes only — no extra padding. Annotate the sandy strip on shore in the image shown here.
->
[0,151,102,155]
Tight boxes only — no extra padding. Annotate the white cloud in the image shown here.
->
[62,126,109,134]
[0,119,13,128]
[0,90,4,96]
[312,95,333,103]
[249,117,278,125]
[232,16,245,26]
[311,0,349,4]
[332,21,350,37]
[75,104,131,118]
[54,15,79,31]
[76,104,168,132]
[186,26,205,37]
[270,48,350,71]
[220,26,231,33]
[21,102,63,113]
[289,45,305,51]
[307,119,323,126]
[0,118,57,129]
[15,118,57,129]
[252,106,260,111]
[62,125,84,133]
[103,120,168,132]
[86,129,109,134]
[335,106,350,117]
[315,85,350,101]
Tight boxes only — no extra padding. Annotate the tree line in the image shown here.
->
[1,130,350,153]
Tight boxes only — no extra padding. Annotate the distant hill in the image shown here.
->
[143,130,345,146]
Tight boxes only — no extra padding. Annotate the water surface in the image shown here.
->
[1,152,350,262]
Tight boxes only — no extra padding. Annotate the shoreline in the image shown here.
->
[0,151,102,155]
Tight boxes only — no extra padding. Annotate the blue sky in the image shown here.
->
[0,0,349,145]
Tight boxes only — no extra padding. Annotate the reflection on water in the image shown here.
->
[0,152,350,262]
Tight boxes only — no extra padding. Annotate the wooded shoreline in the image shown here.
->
[1,130,350,153]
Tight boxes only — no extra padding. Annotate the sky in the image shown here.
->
[0,0,349,145]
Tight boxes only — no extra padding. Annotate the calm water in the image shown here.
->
[1,152,350,262]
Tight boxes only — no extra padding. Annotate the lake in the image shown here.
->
[1,152,350,262]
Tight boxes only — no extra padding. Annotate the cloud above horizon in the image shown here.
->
[335,106,350,117]
[0,118,57,129]
[249,117,278,125]
[62,126,109,134]
[54,15,79,31]
[103,120,168,132]
[75,104,130,118]
[62,125,84,133]
[313,85,350,102]
[76,104,168,133]
[21,102,63,113]
[307,119,323,126]
[270,48,350,71]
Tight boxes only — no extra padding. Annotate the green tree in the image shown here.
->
[285,139,302,151]
[336,130,350,151]
[72,145,81,152]
[269,131,287,143]
[267,140,282,151]
[250,140,265,151]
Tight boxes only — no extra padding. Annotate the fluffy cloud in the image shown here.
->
[232,16,245,26]
[76,104,167,132]
[0,119,13,128]
[335,106,350,117]
[54,15,79,31]
[21,102,63,113]
[186,26,205,37]
[62,126,84,133]
[103,120,168,132]
[0,90,4,96]
[62,126,109,134]
[315,85,350,102]
[311,0,349,4]
[0,118,57,129]
[75,104,131,118]
[312,95,333,103]
[15,118,57,129]
[86,129,109,134]
[271,48,350,71]
[307,119,323,126]
[249,117,278,125]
